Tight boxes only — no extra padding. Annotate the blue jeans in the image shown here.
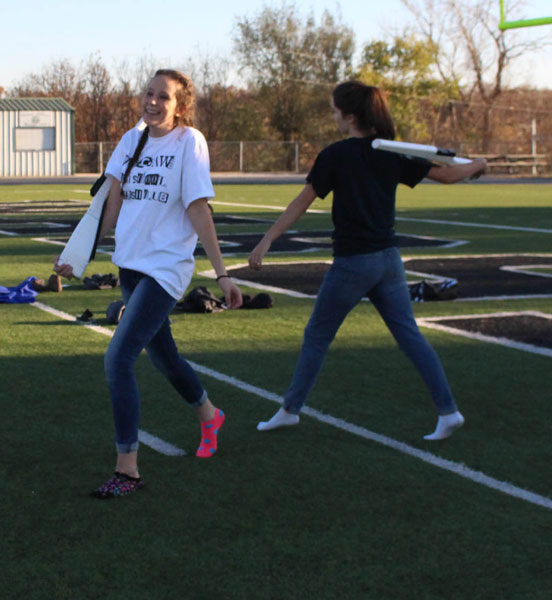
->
[283,248,457,416]
[105,268,207,453]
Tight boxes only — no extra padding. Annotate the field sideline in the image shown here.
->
[1,181,551,599]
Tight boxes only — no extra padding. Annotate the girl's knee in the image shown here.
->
[105,346,135,381]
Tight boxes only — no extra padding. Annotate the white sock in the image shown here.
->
[257,407,300,432]
[423,411,465,441]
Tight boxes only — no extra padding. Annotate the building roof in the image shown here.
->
[0,97,74,112]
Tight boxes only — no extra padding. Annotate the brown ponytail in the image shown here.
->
[332,81,395,140]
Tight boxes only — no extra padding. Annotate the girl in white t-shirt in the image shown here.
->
[55,69,242,498]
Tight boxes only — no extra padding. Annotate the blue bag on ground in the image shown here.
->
[0,277,39,304]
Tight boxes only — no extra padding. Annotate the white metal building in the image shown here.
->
[0,97,74,177]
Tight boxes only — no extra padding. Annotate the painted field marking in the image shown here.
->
[418,310,552,358]
[204,255,552,303]
[397,216,552,234]
[32,301,187,456]
[402,253,552,301]
[30,300,552,511]
[138,430,186,456]
[183,362,552,511]
[201,262,328,299]
[501,264,552,279]
[210,200,330,214]
[0,202,86,212]
[210,200,552,234]
[224,278,316,299]
[1,198,549,240]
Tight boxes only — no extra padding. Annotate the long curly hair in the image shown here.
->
[121,69,196,192]
[154,68,195,128]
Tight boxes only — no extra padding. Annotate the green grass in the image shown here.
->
[1,181,551,600]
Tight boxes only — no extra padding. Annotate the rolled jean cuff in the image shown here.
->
[115,440,140,454]
[189,389,208,409]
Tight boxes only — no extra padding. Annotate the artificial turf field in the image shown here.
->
[1,180,551,599]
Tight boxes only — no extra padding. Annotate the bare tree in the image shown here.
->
[81,53,113,142]
[111,54,160,137]
[233,3,355,142]
[113,54,159,98]
[12,59,85,107]
[179,53,235,139]
[400,0,549,150]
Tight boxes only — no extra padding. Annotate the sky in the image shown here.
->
[2,0,551,91]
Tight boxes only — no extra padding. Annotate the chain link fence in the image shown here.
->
[75,138,551,175]
[75,142,118,174]
[74,140,329,174]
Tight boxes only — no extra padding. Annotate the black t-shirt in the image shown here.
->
[307,137,432,256]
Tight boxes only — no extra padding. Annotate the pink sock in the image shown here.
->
[196,408,225,458]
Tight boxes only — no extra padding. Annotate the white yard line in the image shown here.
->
[2,200,549,236]
[137,430,186,456]
[501,264,552,279]
[210,201,552,234]
[33,302,186,455]
[397,216,552,234]
[31,300,552,511]
[228,278,317,299]
[201,262,330,299]
[210,200,330,214]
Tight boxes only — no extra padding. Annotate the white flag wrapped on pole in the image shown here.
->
[371,139,472,166]
[57,173,113,278]
[56,120,146,278]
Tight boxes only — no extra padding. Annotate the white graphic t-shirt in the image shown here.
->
[105,126,215,299]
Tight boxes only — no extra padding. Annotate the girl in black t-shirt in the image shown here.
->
[249,80,486,440]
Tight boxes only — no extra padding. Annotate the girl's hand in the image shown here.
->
[53,256,75,279]
[217,277,242,309]
[249,238,272,270]
[469,158,488,180]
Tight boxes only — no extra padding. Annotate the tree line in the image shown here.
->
[4,1,551,158]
